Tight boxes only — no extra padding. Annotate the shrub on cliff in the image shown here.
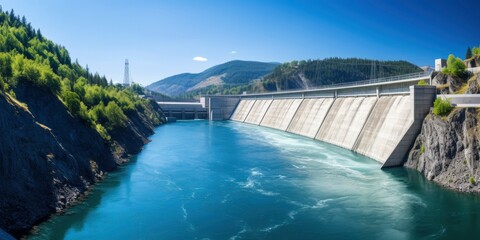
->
[417,80,428,86]
[469,177,476,185]
[473,47,480,55]
[433,98,453,116]
[442,54,466,77]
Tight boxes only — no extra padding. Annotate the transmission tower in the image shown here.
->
[370,61,376,79]
[123,59,130,86]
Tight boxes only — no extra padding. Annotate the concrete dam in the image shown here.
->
[201,72,436,167]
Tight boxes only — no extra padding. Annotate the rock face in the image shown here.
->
[0,85,164,237]
[432,72,448,85]
[466,75,480,94]
[405,108,480,192]
[448,75,465,93]
[432,72,468,93]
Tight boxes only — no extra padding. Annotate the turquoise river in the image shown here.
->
[29,121,480,240]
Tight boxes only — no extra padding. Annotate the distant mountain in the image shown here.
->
[147,60,280,96]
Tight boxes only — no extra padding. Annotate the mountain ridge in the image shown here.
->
[146,60,280,96]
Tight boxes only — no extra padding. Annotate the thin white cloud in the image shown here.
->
[193,56,208,62]
[230,51,237,54]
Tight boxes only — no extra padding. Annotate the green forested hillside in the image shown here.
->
[258,58,422,92]
[0,8,163,139]
[179,58,422,98]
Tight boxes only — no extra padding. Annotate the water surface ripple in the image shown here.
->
[29,121,480,240]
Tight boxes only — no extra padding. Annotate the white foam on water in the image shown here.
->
[250,168,263,177]
[221,194,230,204]
[291,164,305,169]
[181,204,195,231]
[181,204,188,220]
[165,179,183,191]
[260,220,289,232]
[244,179,256,188]
[288,210,298,219]
[228,226,248,240]
[256,189,280,196]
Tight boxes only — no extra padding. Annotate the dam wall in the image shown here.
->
[226,86,436,167]
[244,99,273,125]
[354,96,413,162]
[260,99,303,130]
[230,99,256,122]
[315,97,377,150]
[287,98,334,138]
[202,96,240,121]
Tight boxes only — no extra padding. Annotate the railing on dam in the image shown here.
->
[311,70,432,90]
[201,71,434,120]
[201,70,432,102]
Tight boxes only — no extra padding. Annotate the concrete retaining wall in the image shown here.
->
[438,94,480,107]
[205,96,240,121]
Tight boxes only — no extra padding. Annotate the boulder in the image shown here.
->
[466,76,479,94]
[432,72,448,85]
[448,74,466,93]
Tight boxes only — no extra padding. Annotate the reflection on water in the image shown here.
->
[29,121,480,240]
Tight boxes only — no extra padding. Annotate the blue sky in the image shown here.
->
[1,0,478,85]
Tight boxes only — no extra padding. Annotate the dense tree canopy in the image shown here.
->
[0,7,163,139]
[259,58,422,91]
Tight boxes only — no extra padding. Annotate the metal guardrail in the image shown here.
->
[201,71,432,97]
[310,71,431,89]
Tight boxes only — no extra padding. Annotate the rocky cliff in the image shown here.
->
[405,73,480,192]
[0,85,164,237]
[405,108,480,192]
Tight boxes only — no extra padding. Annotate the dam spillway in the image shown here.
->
[227,85,435,167]
[315,97,377,150]
[260,99,303,130]
[287,98,334,138]
[230,99,255,122]
[244,99,272,124]
[354,96,413,163]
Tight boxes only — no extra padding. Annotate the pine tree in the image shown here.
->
[466,47,473,59]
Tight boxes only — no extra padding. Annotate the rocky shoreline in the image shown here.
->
[405,108,480,192]
[405,72,480,193]
[0,85,164,238]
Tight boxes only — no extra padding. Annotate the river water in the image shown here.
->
[29,121,480,240]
